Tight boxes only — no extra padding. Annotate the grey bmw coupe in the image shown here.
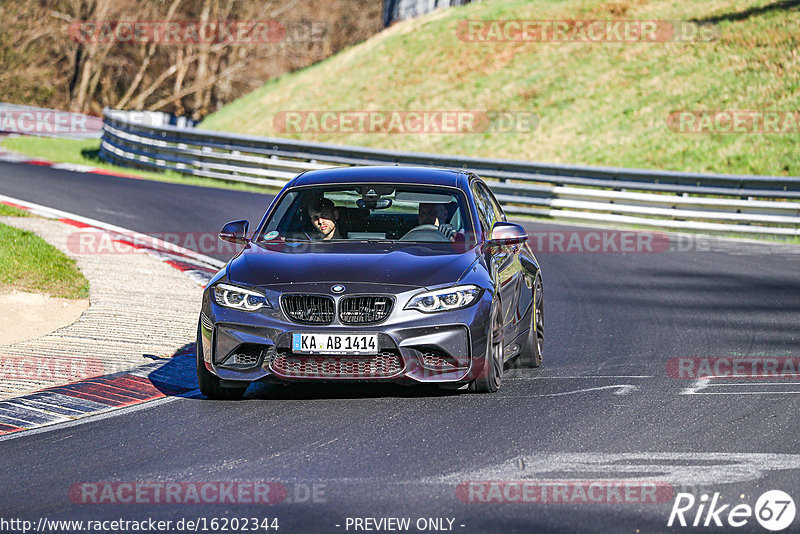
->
[197,166,543,398]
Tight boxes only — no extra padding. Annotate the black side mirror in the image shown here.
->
[487,222,527,246]
[219,220,249,244]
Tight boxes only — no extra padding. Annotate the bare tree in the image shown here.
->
[0,0,383,118]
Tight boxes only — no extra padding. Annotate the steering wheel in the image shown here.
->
[399,224,450,242]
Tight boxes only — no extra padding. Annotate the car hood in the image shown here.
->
[227,241,481,289]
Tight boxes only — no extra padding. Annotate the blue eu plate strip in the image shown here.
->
[292,333,301,351]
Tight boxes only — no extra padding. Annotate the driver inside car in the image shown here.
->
[417,202,458,242]
[307,197,341,240]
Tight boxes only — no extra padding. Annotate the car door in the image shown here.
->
[483,182,526,339]
[472,181,520,340]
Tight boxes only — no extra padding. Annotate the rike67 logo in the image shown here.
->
[668,490,796,531]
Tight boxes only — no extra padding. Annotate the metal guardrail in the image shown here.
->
[100,109,800,236]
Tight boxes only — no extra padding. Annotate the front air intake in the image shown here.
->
[270,350,403,378]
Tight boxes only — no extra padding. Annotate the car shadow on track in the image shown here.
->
[140,343,200,397]
[242,381,463,400]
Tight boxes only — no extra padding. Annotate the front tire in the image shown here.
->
[196,324,248,400]
[470,301,504,393]
[519,276,544,368]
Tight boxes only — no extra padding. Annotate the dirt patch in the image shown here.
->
[0,289,89,346]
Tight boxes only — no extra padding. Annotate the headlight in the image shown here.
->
[405,285,482,313]
[213,283,271,311]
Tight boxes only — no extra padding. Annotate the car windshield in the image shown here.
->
[256,184,475,245]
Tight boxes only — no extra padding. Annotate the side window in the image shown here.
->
[471,182,491,235]
[483,184,506,223]
[474,183,499,231]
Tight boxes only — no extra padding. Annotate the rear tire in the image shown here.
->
[196,324,248,400]
[519,276,543,368]
[469,301,504,393]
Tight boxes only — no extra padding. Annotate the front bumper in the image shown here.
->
[198,282,493,385]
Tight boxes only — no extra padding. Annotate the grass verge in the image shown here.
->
[0,222,89,299]
[0,203,29,217]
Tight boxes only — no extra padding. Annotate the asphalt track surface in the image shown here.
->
[1,161,800,533]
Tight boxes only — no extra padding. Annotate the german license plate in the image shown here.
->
[292,333,378,355]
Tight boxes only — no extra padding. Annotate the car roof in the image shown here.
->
[288,165,472,189]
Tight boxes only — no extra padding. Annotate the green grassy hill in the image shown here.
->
[201,0,799,176]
